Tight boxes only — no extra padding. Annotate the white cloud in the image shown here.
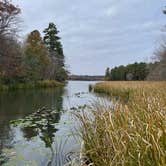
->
[12,0,166,75]
[105,6,118,17]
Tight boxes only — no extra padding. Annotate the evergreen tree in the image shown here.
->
[43,23,64,66]
[105,67,110,80]
[43,23,67,81]
[107,62,150,81]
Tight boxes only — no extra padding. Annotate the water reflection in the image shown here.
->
[19,108,60,146]
[0,87,65,164]
[0,81,102,165]
[17,107,63,166]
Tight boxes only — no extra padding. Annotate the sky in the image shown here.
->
[13,0,166,75]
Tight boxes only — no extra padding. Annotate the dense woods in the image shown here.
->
[105,62,162,81]
[0,0,67,87]
[105,61,166,81]
[105,62,149,81]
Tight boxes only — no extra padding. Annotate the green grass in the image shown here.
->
[76,81,166,166]
[0,80,63,91]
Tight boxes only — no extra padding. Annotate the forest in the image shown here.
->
[0,0,68,90]
[105,41,166,81]
[105,62,160,81]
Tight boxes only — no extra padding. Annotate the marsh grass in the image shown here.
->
[76,81,166,166]
[0,80,63,91]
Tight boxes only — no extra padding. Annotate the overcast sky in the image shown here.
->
[13,0,165,75]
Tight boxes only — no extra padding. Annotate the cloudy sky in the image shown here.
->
[13,0,165,75]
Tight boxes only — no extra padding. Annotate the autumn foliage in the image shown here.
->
[23,30,50,82]
[0,1,67,85]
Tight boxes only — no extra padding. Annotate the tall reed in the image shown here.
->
[76,82,166,166]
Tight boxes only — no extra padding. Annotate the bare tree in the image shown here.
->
[0,35,23,83]
[0,0,21,36]
[0,0,22,83]
[147,7,166,80]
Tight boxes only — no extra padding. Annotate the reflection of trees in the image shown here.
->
[20,110,63,165]
[21,87,64,144]
[20,87,64,165]
[21,127,38,140]
[0,124,14,165]
[40,114,59,148]
[0,87,65,118]
[0,87,65,165]
[21,109,61,147]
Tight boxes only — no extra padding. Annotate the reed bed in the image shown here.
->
[77,81,166,166]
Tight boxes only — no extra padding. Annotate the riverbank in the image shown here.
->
[0,80,64,91]
[77,81,166,166]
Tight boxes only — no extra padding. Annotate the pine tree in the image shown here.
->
[43,23,64,66]
[43,23,67,81]
[105,67,110,80]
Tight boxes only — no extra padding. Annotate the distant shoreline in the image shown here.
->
[68,75,105,81]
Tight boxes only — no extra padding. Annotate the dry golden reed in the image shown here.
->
[77,81,166,166]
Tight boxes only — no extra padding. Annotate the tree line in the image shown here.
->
[105,8,166,81]
[0,0,68,85]
[105,62,147,81]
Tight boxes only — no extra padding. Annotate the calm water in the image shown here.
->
[0,81,103,166]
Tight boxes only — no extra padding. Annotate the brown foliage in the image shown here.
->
[0,36,23,83]
[23,30,51,81]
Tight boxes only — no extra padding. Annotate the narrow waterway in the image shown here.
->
[0,81,106,166]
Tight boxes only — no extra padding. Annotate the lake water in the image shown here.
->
[0,81,104,166]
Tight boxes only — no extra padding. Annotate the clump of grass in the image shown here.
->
[0,84,8,91]
[35,80,63,88]
[0,80,63,91]
[89,84,93,92]
[76,81,166,166]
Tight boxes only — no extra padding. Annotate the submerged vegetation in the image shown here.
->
[76,82,166,166]
[10,107,60,147]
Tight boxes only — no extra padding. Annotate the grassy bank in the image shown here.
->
[0,80,64,91]
[77,81,166,166]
